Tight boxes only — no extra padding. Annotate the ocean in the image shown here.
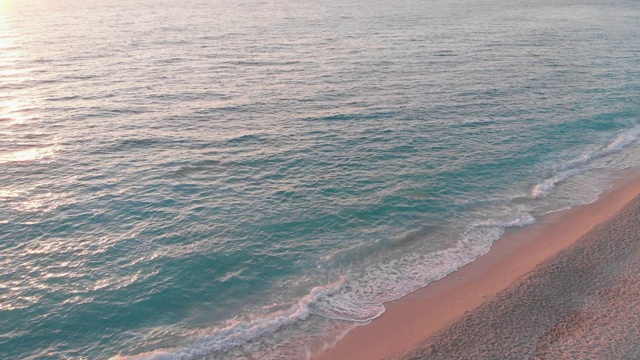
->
[0,0,639,358]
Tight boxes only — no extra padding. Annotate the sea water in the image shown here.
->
[0,0,639,358]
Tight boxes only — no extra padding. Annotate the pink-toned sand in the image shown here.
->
[315,168,640,360]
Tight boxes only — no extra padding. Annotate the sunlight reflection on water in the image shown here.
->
[0,145,56,163]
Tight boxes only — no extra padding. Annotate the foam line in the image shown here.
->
[531,125,640,198]
[122,211,538,359]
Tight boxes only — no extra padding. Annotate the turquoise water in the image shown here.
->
[1,0,639,358]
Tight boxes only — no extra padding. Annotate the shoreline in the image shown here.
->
[315,167,640,360]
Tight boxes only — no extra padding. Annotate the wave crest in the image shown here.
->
[531,125,640,198]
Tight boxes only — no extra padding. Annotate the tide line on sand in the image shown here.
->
[315,167,640,360]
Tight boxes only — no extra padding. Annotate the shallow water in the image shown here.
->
[404,195,640,360]
[0,0,639,358]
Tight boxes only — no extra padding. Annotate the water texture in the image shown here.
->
[0,0,639,358]
[404,195,640,360]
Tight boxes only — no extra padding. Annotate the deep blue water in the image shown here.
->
[1,0,639,358]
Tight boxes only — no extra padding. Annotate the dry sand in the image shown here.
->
[315,168,640,360]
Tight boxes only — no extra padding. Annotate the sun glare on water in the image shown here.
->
[0,146,57,164]
[0,0,17,23]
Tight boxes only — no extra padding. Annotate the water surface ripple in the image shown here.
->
[0,0,639,358]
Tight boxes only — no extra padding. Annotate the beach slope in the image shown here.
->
[316,171,640,360]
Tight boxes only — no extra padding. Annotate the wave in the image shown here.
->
[121,124,640,360]
[120,211,536,360]
[115,280,346,360]
[531,125,640,198]
[531,168,585,199]
[602,125,640,155]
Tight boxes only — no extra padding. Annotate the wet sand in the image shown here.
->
[315,168,640,360]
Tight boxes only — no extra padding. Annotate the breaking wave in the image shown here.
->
[531,125,640,198]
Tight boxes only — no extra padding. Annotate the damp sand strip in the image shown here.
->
[315,167,640,360]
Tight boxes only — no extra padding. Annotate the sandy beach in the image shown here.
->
[3,1,639,358]
[316,168,640,360]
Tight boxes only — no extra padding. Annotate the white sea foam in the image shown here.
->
[117,122,640,360]
[115,280,346,360]
[120,211,537,360]
[531,169,585,199]
[602,126,640,155]
[531,125,640,198]
[114,126,640,360]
